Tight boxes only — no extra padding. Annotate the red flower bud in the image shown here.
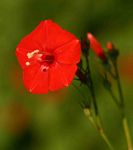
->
[106,41,115,51]
[106,41,119,61]
[87,33,106,61]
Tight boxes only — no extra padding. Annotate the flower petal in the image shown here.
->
[55,39,81,64]
[16,48,39,69]
[16,20,81,94]
[45,20,76,50]
[16,48,28,69]
[23,64,49,94]
[17,21,47,54]
[49,63,77,91]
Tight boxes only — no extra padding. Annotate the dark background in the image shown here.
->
[0,0,133,149]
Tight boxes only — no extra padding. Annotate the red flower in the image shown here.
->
[16,20,81,94]
[87,33,106,61]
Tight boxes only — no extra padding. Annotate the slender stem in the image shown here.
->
[108,88,120,108]
[95,115,114,150]
[84,108,114,150]
[113,62,133,150]
[108,69,116,79]
[114,63,124,108]
[85,56,114,150]
[100,131,114,150]
[85,56,98,115]
[98,127,114,150]
[123,117,133,150]
[84,108,97,129]
[107,89,133,150]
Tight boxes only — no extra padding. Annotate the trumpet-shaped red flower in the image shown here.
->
[87,33,106,61]
[16,20,81,94]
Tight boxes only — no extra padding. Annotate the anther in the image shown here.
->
[26,62,30,66]
[42,65,49,72]
[27,50,39,59]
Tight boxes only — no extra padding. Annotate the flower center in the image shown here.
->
[26,50,55,71]
[37,53,55,71]
[43,54,55,65]
[39,54,55,65]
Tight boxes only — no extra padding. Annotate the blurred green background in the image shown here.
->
[0,0,133,150]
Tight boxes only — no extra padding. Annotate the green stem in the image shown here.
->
[84,108,114,150]
[85,56,114,150]
[108,89,120,108]
[85,56,98,115]
[95,115,114,150]
[84,108,97,129]
[114,63,124,108]
[123,117,133,150]
[114,62,133,150]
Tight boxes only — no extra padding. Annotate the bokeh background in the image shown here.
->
[0,0,133,150]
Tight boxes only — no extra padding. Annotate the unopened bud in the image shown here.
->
[106,41,119,62]
[87,33,107,61]
[106,41,115,51]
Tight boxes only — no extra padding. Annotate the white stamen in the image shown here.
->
[36,54,43,61]
[41,65,49,71]
[38,54,43,57]
[27,50,39,59]
[26,62,30,66]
